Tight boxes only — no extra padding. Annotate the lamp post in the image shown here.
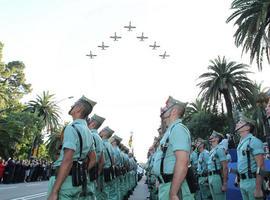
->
[56,96,74,104]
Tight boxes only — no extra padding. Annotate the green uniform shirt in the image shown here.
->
[102,139,114,168]
[153,119,191,175]
[90,129,104,161]
[237,133,264,174]
[113,146,121,166]
[54,119,94,167]
[190,150,198,169]
[207,144,227,171]
[197,149,209,175]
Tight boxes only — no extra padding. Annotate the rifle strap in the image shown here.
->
[105,146,113,167]
[246,138,252,177]
[72,124,83,159]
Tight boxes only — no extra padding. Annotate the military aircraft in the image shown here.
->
[124,21,136,31]
[98,42,109,50]
[110,32,122,41]
[159,51,170,59]
[86,51,97,59]
[137,32,148,41]
[149,41,160,50]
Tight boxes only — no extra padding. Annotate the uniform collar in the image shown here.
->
[73,119,87,125]
[238,133,252,149]
[168,119,182,130]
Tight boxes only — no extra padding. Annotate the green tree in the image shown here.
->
[0,111,43,159]
[197,56,255,132]
[227,0,270,70]
[184,98,206,123]
[26,91,61,133]
[186,111,228,139]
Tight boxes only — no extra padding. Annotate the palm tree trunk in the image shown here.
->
[223,90,235,133]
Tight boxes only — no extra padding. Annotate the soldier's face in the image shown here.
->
[235,120,249,133]
[266,99,270,118]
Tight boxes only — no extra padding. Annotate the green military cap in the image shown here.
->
[79,95,97,108]
[90,114,105,125]
[211,130,224,139]
[101,126,114,137]
[197,140,207,147]
[240,115,256,126]
[110,134,122,143]
[166,96,188,108]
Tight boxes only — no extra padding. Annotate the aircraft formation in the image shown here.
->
[86,21,170,60]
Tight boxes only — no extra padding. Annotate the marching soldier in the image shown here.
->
[99,126,116,200]
[207,131,228,200]
[235,116,264,200]
[87,114,106,200]
[197,140,211,200]
[47,96,96,200]
[153,96,193,200]
[190,143,200,200]
[110,135,123,200]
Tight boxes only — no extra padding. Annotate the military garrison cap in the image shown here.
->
[111,135,122,142]
[101,126,114,137]
[79,95,97,108]
[90,114,105,125]
[211,130,224,139]
[166,96,188,108]
[240,115,256,126]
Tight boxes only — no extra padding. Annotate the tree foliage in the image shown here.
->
[227,0,270,70]
[197,56,255,131]
[186,111,229,140]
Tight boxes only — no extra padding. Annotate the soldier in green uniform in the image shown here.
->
[99,126,116,200]
[153,96,193,200]
[147,146,158,200]
[110,135,123,200]
[197,140,211,200]
[47,96,96,200]
[87,114,106,200]
[236,116,265,200]
[122,147,130,199]
[190,143,200,200]
[207,131,228,200]
[119,144,128,200]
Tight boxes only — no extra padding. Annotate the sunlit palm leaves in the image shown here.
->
[227,0,270,70]
[197,56,255,131]
[26,91,61,133]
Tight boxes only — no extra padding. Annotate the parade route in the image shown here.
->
[129,176,149,200]
[0,181,48,200]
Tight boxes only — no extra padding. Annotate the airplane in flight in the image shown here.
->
[137,32,148,41]
[86,51,97,59]
[159,51,170,59]
[124,21,136,31]
[149,41,160,50]
[110,32,122,41]
[98,42,109,50]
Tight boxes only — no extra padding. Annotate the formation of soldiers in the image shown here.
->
[146,95,270,200]
[47,96,138,200]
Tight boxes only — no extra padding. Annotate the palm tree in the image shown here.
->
[250,82,270,139]
[197,56,255,132]
[226,0,270,71]
[26,91,61,133]
[184,98,207,122]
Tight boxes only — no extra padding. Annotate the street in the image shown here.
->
[0,177,149,200]
[0,181,48,200]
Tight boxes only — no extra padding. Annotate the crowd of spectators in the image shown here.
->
[0,157,52,184]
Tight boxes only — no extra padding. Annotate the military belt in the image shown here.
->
[157,173,173,184]
[239,172,256,180]
[198,173,208,177]
[51,167,72,177]
[208,170,221,176]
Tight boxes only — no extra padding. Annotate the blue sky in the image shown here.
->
[1,0,270,162]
